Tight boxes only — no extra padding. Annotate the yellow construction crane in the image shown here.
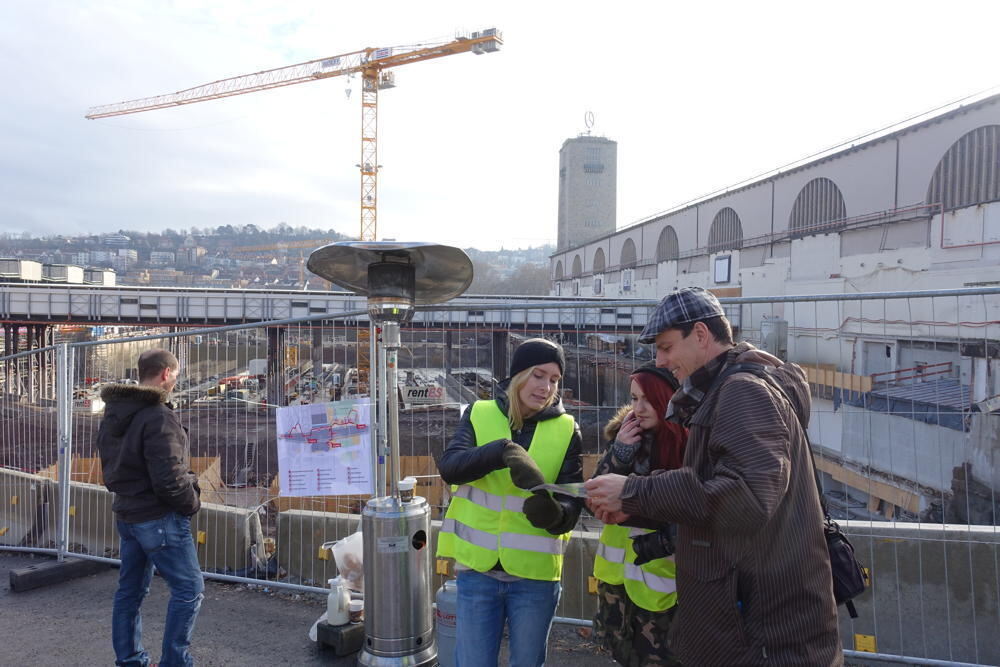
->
[86,29,502,241]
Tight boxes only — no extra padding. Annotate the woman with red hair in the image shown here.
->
[589,364,686,666]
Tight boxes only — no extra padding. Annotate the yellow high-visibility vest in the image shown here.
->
[437,400,575,581]
[593,523,677,612]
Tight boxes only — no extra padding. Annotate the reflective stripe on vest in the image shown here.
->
[593,526,627,585]
[624,561,677,595]
[592,524,678,611]
[441,518,495,551]
[596,541,626,563]
[437,400,575,581]
[441,516,565,555]
[452,485,527,515]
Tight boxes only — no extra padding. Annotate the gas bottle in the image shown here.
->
[434,579,458,667]
[327,576,351,626]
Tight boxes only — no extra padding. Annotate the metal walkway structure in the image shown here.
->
[0,282,652,332]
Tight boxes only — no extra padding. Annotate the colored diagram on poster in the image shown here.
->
[276,399,372,496]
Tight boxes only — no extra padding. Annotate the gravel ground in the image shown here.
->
[1,551,613,667]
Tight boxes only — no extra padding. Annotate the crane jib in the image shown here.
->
[84,29,503,242]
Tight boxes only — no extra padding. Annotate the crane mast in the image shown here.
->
[86,29,502,241]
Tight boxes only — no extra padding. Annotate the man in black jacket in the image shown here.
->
[97,348,203,667]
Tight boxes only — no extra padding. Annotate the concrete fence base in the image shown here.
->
[5,466,998,665]
[0,468,56,548]
[837,520,1000,665]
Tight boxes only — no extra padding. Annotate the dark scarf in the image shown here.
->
[665,343,750,426]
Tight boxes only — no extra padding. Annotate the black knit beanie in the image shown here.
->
[509,338,565,378]
[630,362,679,391]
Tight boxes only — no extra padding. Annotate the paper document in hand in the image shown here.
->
[530,482,589,498]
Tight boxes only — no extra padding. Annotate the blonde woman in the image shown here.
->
[437,338,584,667]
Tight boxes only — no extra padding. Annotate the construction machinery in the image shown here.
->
[86,29,502,241]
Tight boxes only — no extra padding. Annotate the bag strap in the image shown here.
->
[716,362,831,522]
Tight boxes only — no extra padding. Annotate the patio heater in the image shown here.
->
[307,241,473,667]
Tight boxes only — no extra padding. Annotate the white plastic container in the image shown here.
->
[327,576,351,626]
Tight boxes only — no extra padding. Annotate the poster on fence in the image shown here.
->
[275,399,373,497]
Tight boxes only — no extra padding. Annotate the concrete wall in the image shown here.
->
[5,470,999,663]
[840,404,966,493]
[275,509,600,621]
[52,481,263,571]
[0,467,56,547]
[190,502,266,572]
[839,520,1000,665]
[275,508,453,597]
[63,482,117,557]
[809,397,844,458]
[276,509,363,587]
[0,471,262,572]
[273,514,1000,665]
[968,412,1000,491]
[549,96,1000,303]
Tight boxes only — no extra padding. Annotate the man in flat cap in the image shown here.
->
[586,287,842,666]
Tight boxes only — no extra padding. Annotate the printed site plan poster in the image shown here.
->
[275,399,373,496]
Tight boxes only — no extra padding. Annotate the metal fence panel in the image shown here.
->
[1,288,999,664]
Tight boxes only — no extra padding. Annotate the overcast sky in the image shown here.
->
[1,1,998,250]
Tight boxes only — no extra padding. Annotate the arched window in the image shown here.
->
[554,260,563,280]
[707,208,743,252]
[927,125,1000,211]
[593,248,606,274]
[789,177,846,234]
[572,255,582,277]
[619,238,637,268]
[656,225,679,262]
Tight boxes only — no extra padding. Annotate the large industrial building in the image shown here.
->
[551,93,999,304]
[551,93,1000,517]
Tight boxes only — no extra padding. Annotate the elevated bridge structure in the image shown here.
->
[0,282,654,406]
[0,282,651,332]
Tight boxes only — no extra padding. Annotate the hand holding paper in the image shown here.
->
[583,473,628,512]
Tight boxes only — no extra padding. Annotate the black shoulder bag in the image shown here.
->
[720,363,870,618]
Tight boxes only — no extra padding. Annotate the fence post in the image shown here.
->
[55,343,74,561]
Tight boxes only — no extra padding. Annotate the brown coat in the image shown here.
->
[621,346,842,666]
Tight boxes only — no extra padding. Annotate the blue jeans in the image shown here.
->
[113,512,205,667]
[455,570,561,667]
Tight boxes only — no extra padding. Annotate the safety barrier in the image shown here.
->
[2,286,999,665]
[0,467,56,550]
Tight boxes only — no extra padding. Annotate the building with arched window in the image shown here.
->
[548,94,1000,551]
[549,92,1000,407]
[550,93,1000,306]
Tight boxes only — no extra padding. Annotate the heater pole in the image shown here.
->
[305,241,474,667]
[383,321,402,500]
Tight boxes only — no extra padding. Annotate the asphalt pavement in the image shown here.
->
[1,551,613,666]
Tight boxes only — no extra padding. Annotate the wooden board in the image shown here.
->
[814,456,920,515]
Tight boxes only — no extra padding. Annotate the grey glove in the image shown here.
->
[501,442,545,490]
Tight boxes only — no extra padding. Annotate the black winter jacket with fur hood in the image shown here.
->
[97,383,201,522]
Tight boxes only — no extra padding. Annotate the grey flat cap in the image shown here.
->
[637,287,725,344]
